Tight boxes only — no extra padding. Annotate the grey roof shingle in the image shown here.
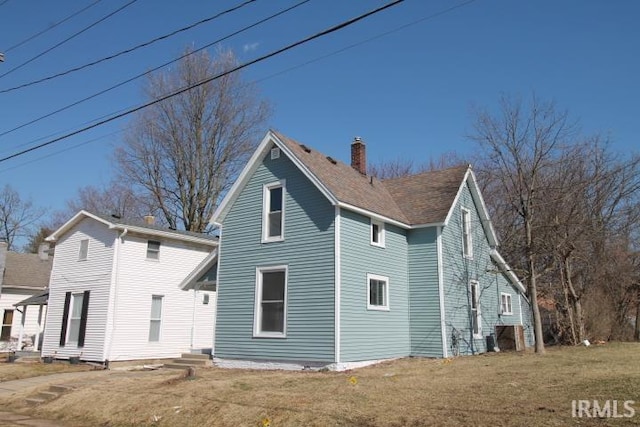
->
[92,213,218,242]
[273,131,468,226]
[3,252,51,288]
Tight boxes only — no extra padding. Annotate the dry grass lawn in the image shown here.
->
[0,359,92,382]
[1,343,640,426]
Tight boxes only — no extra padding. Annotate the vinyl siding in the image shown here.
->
[0,288,47,340]
[340,209,410,362]
[407,227,443,357]
[442,183,505,355]
[42,217,115,361]
[215,147,335,363]
[106,234,211,361]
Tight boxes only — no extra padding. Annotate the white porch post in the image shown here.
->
[17,307,26,351]
[34,305,44,352]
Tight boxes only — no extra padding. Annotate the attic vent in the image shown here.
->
[270,147,281,160]
[300,144,311,153]
[326,156,337,165]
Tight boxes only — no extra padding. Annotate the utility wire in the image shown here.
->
[0,0,139,80]
[0,0,405,164]
[0,0,257,93]
[2,0,102,54]
[0,0,312,140]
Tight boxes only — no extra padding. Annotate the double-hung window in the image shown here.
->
[262,181,285,242]
[461,208,473,258]
[254,266,287,337]
[367,273,389,311]
[470,280,481,338]
[147,240,161,260]
[78,239,89,261]
[501,293,513,315]
[60,291,90,347]
[370,219,385,247]
[149,295,163,342]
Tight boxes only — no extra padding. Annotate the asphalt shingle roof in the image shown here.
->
[3,252,51,288]
[273,131,468,226]
[92,213,218,242]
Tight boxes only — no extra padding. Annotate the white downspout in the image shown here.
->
[106,228,127,363]
[190,284,200,351]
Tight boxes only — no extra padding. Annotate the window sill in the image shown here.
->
[370,242,385,248]
[366,306,390,312]
[261,237,284,244]
[253,332,287,339]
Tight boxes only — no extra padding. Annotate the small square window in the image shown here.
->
[501,293,513,315]
[78,239,89,261]
[147,240,160,260]
[367,274,389,311]
[370,219,385,247]
[203,294,210,305]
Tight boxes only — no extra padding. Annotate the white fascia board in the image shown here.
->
[272,133,338,205]
[46,210,113,242]
[179,250,218,290]
[337,202,409,229]
[108,224,217,247]
[490,249,527,294]
[441,168,498,248]
[210,132,276,225]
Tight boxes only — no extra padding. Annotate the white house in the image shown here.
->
[40,211,217,364]
[0,241,52,352]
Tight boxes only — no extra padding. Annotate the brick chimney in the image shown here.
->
[38,242,50,261]
[144,215,155,226]
[351,137,366,175]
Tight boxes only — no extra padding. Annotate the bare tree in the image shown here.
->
[369,151,466,179]
[115,48,270,232]
[0,185,44,251]
[53,181,160,227]
[469,94,582,354]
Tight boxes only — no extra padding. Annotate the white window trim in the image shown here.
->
[261,180,286,243]
[66,292,84,344]
[370,219,385,248]
[501,292,513,315]
[253,265,288,338]
[146,240,161,261]
[367,273,390,311]
[470,280,482,339]
[78,239,89,261]
[149,295,163,342]
[461,207,473,259]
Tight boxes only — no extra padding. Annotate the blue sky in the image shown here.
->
[1,0,638,227]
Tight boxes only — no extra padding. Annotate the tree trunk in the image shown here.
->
[526,218,545,354]
[635,290,640,341]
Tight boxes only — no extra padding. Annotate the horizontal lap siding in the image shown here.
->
[108,235,211,361]
[216,150,335,362]
[42,218,114,361]
[407,227,443,357]
[340,210,410,362]
[442,184,499,355]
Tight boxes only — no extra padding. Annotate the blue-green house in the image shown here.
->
[207,130,534,370]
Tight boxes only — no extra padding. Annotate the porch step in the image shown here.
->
[180,353,210,360]
[25,385,74,406]
[172,358,209,366]
[164,363,198,370]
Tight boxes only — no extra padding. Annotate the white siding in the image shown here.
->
[106,233,211,361]
[193,290,216,350]
[0,288,46,340]
[41,217,115,361]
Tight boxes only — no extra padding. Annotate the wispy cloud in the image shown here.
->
[243,42,260,53]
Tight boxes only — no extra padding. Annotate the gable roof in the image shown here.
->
[47,210,218,247]
[2,252,51,289]
[178,250,218,290]
[212,130,498,246]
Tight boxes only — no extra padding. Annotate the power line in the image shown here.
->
[2,0,102,54]
[0,0,139,80]
[0,0,257,94]
[0,0,312,140]
[0,0,405,164]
